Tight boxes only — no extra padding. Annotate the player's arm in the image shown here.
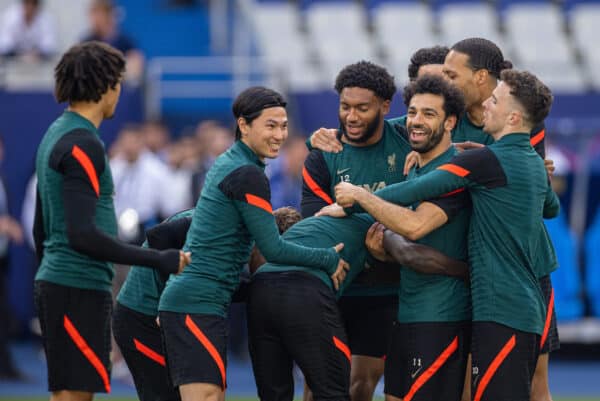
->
[383,230,469,280]
[32,188,45,263]
[301,150,334,217]
[145,214,193,250]
[342,148,504,214]
[52,130,183,274]
[543,185,560,219]
[220,165,341,275]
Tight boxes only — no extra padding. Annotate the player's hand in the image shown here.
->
[331,257,350,291]
[544,158,555,179]
[403,151,421,175]
[310,128,343,153]
[315,203,347,218]
[334,182,365,208]
[365,223,387,261]
[155,316,160,327]
[0,216,23,243]
[178,251,192,273]
[453,141,484,152]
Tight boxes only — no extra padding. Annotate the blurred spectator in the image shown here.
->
[142,119,171,162]
[190,121,234,203]
[82,0,144,83]
[267,135,308,210]
[0,136,24,380]
[110,124,174,243]
[0,0,57,61]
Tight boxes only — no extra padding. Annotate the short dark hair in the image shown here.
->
[335,61,396,101]
[273,206,301,234]
[408,46,449,81]
[232,86,287,140]
[54,41,125,104]
[403,74,465,120]
[451,37,512,79]
[500,69,553,127]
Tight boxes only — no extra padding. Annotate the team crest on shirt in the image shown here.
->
[388,153,396,172]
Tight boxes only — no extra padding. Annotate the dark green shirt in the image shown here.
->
[352,133,560,334]
[399,146,471,323]
[35,111,117,291]
[452,114,494,145]
[117,209,193,316]
[159,141,340,317]
[301,119,411,296]
[257,214,375,296]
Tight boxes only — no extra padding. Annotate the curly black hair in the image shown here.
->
[408,46,449,81]
[273,206,301,234]
[451,37,512,79]
[500,69,553,127]
[403,74,465,120]
[54,41,125,104]
[232,86,287,140]
[334,61,396,100]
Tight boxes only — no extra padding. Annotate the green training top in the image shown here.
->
[351,133,560,335]
[398,146,471,323]
[35,111,117,291]
[301,119,411,296]
[257,214,375,297]
[159,141,340,317]
[117,209,193,316]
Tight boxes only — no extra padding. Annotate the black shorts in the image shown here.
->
[247,271,350,401]
[337,294,397,358]
[113,302,180,401]
[159,311,227,389]
[34,280,112,393]
[471,322,540,401]
[384,321,471,401]
[539,275,560,354]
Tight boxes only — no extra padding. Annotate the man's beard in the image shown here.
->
[409,120,445,154]
[340,110,382,144]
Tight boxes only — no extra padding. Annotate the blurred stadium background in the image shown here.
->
[0,0,599,398]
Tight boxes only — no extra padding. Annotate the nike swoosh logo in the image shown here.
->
[411,366,422,379]
[337,168,351,175]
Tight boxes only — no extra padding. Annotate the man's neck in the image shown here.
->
[419,136,452,167]
[68,103,104,128]
[466,104,484,127]
[490,125,531,141]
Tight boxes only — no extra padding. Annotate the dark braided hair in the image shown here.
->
[335,61,396,100]
[451,38,512,79]
[232,86,287,140]
[500,69,553,127]
[403,74,465,120]
[408,46,449,81]
[54,41,125,104]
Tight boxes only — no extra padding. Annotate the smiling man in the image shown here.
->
[301,61,433,401]
[326,69,559,401]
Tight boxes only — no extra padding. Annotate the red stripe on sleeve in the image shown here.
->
[133,338,166,366]
[302,166,333,205]
[530,129,545,147]
[404,336,459,401]
[71,145,100,197]
[474,335,516,401]
[245,193,273,214]
[437,163,470,178]
[185,314,227,389]
[63,315,110,393]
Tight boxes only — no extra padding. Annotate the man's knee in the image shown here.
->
[50,390,94,401]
